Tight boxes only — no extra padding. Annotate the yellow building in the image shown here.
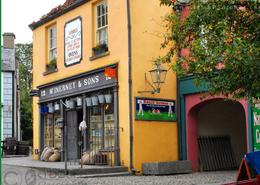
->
[29,0,178,173]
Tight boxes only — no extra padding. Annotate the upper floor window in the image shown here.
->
[48,25,57,61]
[96,1,108,45]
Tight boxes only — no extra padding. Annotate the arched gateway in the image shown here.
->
[178,76,254,172]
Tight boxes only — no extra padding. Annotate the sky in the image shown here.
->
[2,0,66,44]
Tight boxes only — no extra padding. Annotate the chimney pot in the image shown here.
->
[3,32,16,49]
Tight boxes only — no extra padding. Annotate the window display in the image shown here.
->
[43,106,62,149]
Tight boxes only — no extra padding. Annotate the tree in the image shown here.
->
[158,0,260,100]
[15,43,33,141]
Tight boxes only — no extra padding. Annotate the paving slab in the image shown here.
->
[2,156,128,175]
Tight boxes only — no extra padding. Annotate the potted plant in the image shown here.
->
[92,43,108,56]
[46,58,57,71]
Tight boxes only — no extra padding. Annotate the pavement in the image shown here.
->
[2,157,237,185]
[2,156,128,175]
[2,164,237,185]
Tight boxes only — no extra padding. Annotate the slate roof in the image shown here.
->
[29,0,89,30]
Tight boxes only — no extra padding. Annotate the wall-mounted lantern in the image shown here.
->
[173,0,190,12]
[138,63,167,94]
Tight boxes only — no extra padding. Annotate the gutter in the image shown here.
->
[126,0,134,172]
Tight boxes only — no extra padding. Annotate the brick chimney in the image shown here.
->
[3,32,16,49]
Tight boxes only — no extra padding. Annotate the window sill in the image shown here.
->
[43,68,58,76]
[89,51,110,61]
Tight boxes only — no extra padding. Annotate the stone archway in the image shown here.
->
[185,94,249,171]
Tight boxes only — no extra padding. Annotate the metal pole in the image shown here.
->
[83,94,87,151]
[101,104,105,149]
[81,131,83,168]
[60,99,68,175]
[113,87,120,166]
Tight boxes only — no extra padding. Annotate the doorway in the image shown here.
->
[66,109,83,160]
[185,95,248,171]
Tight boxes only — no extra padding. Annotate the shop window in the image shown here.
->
[54,113,62,148]
[43,110,62,149]
[44,114,54,148]
[89,102,114,152]
[92,1,108,56]
[104,103,114,149]
[46,25,57,72]
[90,106,103,151]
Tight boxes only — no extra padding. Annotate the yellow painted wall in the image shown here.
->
[130,0,178,172]
[32,0,178,172]
[32,0,130,165]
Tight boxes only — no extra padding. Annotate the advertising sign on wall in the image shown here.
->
[135,97,176,121]
[253,103,260,151]
[64,17,82,66]
[38,70,117,102]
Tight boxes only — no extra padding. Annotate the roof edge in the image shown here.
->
[29,0,89,30]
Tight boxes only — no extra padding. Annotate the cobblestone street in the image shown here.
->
[3,165,236,185]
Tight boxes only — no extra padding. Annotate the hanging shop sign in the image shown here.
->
[135,97,176,121]
[38,70,116,102]
[64,17,82,66]
[253,103,260,151]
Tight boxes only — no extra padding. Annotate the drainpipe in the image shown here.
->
[126,0,134,172]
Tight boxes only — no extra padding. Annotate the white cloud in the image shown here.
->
[2,0,65,44]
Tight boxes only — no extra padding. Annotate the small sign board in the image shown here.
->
[253,103,260,151]
[64,17,82,66]
[135,97,176,121]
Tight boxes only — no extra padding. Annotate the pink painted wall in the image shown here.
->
[185,94,249,171]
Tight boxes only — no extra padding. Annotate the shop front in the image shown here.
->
[38,66,120,165]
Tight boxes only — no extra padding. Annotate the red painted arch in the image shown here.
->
[185,94,249,171]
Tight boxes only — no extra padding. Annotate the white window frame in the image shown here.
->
[95,1,108,46]
[48,25,57,61]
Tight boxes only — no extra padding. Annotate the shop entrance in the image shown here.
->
[66,110,79,160]
[186,95,248,171]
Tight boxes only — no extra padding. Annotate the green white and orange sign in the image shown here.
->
[253,103,260,151]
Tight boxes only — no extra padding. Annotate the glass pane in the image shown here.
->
[97,5,100,16]
[50,29,53,39]
[105,14,108,25]
[102,15,105,27]
[101,4,105,15]
[53,27,56,37]
[54,48,57,58]
[50,38,53,49]
[44,114,54,147]
[98,17,101,28]
[89,106,102,151]
[54,113,62,149]
[97,30,102,44]
[104,103,114,149]
[53,36,57,48]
